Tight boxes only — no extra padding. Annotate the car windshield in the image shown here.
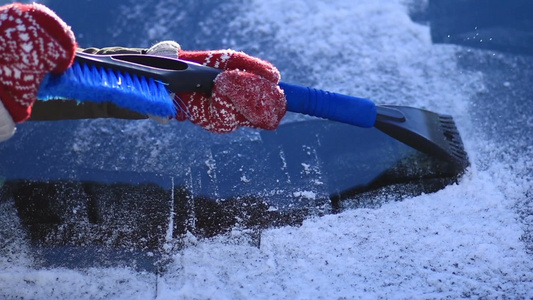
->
[1,0,532,298]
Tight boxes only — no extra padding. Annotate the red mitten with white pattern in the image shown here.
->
[175,49,287,133]
[0,3,76,141]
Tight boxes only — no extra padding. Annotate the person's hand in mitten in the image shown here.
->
[147,41,287,133]
[0,3,76,141]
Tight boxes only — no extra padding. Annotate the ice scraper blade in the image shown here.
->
[374,105,469,169]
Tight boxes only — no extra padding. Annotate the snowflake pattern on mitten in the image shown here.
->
[0,3,76,122]
[176,49,286,133]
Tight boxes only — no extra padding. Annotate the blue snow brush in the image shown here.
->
[37,52,222,117]
[38,52,468,169]
[38,52,378,126]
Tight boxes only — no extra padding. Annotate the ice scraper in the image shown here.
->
[38,52,469,169]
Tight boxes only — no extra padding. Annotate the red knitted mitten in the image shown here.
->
[0,3,76,123]
[175,49,286,133]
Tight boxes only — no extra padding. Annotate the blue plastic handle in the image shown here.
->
[279,82,377,128]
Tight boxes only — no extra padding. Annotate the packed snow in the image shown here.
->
[1,0,532,299]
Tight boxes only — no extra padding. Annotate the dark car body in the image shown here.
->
[2,0,532,271]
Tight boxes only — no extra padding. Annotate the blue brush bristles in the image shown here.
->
[37,61,176,117]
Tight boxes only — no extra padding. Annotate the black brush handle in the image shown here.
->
[75,52,222,94]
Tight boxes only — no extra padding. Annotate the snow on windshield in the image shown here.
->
[1,0,532,299]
